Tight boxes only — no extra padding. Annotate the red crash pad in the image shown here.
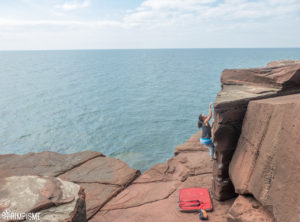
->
[179,188,213,212]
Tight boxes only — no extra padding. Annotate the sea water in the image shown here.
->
[0,48,300,172]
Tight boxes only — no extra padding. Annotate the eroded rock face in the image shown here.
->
[0,175,86,222]
[0,151,140,221]
[227,195,275,222]
[229,94,300,222]
[212,61,300,200]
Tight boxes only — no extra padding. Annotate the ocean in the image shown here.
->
[0,48,299,172]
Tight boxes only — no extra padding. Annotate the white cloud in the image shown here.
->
[0,18,122,29]
[139,0,216,10]
[56,0,91,11]
[1,0,299,30]
[113,0,300,32]
[1,0,300,49]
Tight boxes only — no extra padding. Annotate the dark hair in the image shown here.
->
[198,114,204,128]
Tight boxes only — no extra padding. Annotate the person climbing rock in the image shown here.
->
[198,103,216,160]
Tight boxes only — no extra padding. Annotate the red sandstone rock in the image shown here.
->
[59,156,139,185]
[227,195,275,222]
[98,149,213,212]
[174,131,208,155]
[221,63,300,89]
[79,183,121,220]
[229,94,300,222]
[0,151,103,177]
[88,132,234,222]
[0,151,140,221]
[57,155,141,219]
[0,176,86,222]
[90,174,234,222]
[212,61,300,201]
[267,60,300,67]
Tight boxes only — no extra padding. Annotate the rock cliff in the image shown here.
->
[229,94,300,221]
[212,62,300,201]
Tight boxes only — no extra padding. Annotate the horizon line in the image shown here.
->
[1,47,300,52]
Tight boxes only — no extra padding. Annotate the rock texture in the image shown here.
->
[212,61,300,200]
[89,132,235,222]
[221,63,300,89]
[227,195,275,222]
[266,60,300,67]
[0,151,140,221]
[0,175,86,222]
[1,133,234,222]
[229,94,300,222]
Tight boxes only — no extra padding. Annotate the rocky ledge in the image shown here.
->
[1,60,300,222]
[0,151,140,221]
[0,132,234,222]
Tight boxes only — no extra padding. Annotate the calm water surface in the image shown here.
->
[0,48,299,172]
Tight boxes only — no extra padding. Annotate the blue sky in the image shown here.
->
[0,0,299,50]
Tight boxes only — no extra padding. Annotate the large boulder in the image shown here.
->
[229,94,300,221]
[0,175,86,222]
[212,61,300,200]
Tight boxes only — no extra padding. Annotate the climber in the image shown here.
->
[198,102,216,160]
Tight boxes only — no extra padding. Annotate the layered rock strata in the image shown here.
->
[229,94,300,222]
[212,62,300,200]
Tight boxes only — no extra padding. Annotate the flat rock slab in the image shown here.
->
[229,94,300,221]
[267,60,300,67]
[135,149,212,184]
[0,151,103,178]
[102,180,182,211]
[89,132,230,222]
[227,195,275,222]
[221,63,300,89]
[215,84,279,106]
[0,175,85,222]
[91,174,234,222]
[59,156,140,186]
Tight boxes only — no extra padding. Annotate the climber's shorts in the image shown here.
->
[200,138,213,145]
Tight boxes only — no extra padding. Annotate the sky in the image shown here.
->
[0,0,299,50]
